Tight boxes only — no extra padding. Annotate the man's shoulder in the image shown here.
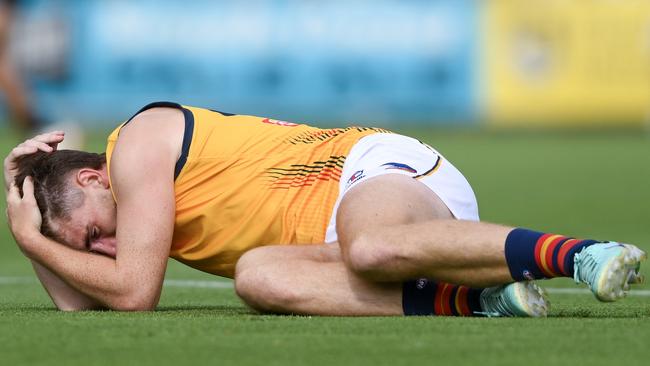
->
[107,107,185,184]
[121,107,185,135]
[112,107,185,155]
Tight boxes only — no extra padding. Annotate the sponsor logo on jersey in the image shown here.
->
[346,169,366,189]
[380,162,417,173]
[262,118,299,127]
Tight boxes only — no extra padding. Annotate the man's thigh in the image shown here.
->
[336,174,453,248]
[237,243,342,271]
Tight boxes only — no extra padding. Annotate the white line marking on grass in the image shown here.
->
[1,276,649,296]
[0,276,34,284]
[546,287,650,296]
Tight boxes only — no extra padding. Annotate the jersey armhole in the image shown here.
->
[119,101,195,180]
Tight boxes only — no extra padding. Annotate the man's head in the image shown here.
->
[15,150,118,257]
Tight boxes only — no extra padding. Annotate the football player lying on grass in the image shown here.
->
[4,102,646,315]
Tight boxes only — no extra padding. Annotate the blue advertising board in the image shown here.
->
[7,0,478,125]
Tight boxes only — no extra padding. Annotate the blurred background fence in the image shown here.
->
[1,0,649,127]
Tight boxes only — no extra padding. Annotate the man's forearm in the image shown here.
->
[31,260,104,311]
[22,233,160,310]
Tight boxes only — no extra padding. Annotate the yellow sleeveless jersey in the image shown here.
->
[105,102,388,278]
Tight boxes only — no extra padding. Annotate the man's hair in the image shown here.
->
[14,150,107,240]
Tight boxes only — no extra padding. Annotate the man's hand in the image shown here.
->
[3,131,64,194]
[6,176,43,252]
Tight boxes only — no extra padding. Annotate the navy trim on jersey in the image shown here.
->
[175,108,194,179]
[210,108,236,116]
[122,101,184,125]
[119,101,194,180]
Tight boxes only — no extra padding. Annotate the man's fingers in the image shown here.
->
[6,132,65,161]
[33,132,65,151]
[7,136,59,161]
[7,182,21,203]
[9,145,39,159]
[22,176,35,201]
[6,178,43,237]
[8,181,18,195]
[33,131,65,141]
[33,131,65,144]
[23,139,54,153]
[4,132,65,189]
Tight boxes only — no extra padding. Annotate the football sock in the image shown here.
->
[504,228,599,281]
[402,279,483,316]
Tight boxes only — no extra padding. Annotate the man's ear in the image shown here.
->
[76,165,109,188]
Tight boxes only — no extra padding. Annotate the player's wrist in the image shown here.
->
[12,226,45,257]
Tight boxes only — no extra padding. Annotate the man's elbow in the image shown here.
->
[57,299,156,312]
[57,303,107,312]
[52,298,107,312]
[110,292,159,311]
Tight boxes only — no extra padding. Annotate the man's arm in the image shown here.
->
[6,109,183,310]
[31,261,104,310]
[4,132,102,310]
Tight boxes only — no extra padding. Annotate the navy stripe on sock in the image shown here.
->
[504,228,547,281]
[402,279,437,316]
[550,237,568,274]
[467,288,483,315]
[563,239,599,275]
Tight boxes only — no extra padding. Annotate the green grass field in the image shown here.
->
[1,127,649,366]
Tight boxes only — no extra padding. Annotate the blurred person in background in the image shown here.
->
[0,0,41,135]
[0,0,83,148]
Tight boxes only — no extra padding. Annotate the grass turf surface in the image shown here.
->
[1,127,649,365]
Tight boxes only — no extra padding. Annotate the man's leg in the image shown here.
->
[336,173,509,286]
[235,243,540,316]
[336,174,645,300]
[235,171,643,315]
[235,244,403,315]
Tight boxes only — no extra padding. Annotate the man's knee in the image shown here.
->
[341,231,406,281]
[235,252,303,314]
[335,174,453,280]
